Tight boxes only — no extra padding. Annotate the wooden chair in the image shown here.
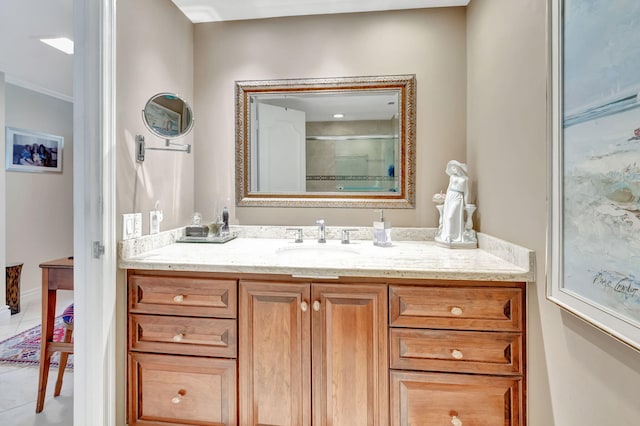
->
[36,303,73,412]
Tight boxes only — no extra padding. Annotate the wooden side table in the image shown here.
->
[36,257,74,413]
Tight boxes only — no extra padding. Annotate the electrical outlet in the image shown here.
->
[133,213,142,238]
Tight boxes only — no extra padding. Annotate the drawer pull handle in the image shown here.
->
[173,295,184,303]
[171,389,186,404]
[451,349,464,359]
[450,306,463,316]
[313,301,321,312]
[173,333,184,342]
[451,415,463,426]
[301,301,309,312]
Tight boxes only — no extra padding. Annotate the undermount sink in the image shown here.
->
[275,243,361,258]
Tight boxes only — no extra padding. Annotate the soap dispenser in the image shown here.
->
[373,210,392,247]
[221,206,229,235]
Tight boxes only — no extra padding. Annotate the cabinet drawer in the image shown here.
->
[390,370,522,426]
[390,328,522,375]
[129,274,237,318]
[389,285,523,331]
[128,352,237,426]
[129,314,237,358]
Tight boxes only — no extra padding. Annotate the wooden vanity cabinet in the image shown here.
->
[126,270,527,426]
[239,280,388,426]
[389,283,526,426]
[127,272,238,426]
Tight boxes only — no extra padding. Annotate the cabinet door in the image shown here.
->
[239,281,311,426]
[312,283,388,426]
[390,371,523,426]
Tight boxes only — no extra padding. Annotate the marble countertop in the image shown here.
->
[118,226,535,282]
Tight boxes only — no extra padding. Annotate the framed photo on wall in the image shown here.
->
[5,127,63,173]
[548,0,640,351]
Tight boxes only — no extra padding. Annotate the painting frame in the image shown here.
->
[5,127,63,173]
[548,0,640,351]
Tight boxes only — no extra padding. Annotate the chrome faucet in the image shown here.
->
[316,219,326,243]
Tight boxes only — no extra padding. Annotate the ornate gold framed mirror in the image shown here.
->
[235,74,416,208]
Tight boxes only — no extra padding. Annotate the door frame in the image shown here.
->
[73,0,117,424]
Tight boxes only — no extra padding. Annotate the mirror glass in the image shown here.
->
[235,75,416,208]
[142,92,194,139]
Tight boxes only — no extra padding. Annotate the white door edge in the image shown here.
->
[73,0,117,424]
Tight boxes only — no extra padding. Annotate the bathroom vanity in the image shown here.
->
[120,227,534,426]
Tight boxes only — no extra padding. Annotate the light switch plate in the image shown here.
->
[122,213,135,240]
[123,213,143,240]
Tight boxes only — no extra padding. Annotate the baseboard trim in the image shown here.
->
[0,305,11,323]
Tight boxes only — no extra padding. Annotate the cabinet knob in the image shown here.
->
[450,306,463,316]
[301,301,309,312]
[313,300,321,311]
[171,390,186,404]
[173,333,184,342]
[451,415,463,426]
[451,349,464,359]
[173,294,184,303]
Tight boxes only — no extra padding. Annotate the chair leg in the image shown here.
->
[36,348,51,413]
[54,327,73,397]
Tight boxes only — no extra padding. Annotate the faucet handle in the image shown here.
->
[286,228,304,243]
[341,228,358,244]
[287,228,302,243]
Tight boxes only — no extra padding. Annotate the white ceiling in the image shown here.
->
[171,0,470,23]
[0,0,469,102]
[0,0,74,101]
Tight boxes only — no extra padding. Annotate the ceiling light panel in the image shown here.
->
[40,37,74,54]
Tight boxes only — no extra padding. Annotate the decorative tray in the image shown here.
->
[176,232,238,244]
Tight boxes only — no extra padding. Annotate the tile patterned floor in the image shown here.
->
[0,290,74,425]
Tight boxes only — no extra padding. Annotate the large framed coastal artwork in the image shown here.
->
[549,0,640,351]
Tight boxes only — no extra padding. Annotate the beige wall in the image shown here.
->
[193,8,467,227]
[116,0,195,236]
[467,1,640,425]
[5,84,73,297]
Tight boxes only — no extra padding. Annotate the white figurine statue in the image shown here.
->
[435,160,477,249]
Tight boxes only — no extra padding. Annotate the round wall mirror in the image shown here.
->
[142,92,194,139]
